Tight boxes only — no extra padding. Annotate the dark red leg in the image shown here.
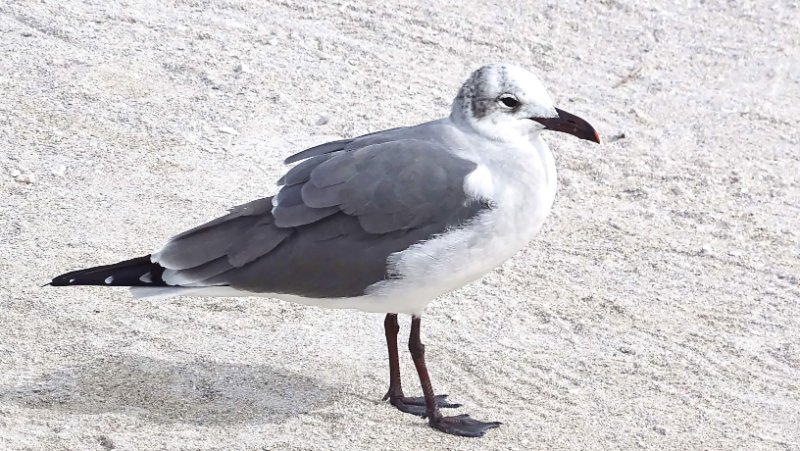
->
[408,315,501,437]
[382,314,460,417]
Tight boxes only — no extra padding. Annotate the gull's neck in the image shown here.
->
[530,133,557,191]
[444,113,558,201]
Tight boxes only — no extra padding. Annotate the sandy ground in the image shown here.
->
[1,1,799,450]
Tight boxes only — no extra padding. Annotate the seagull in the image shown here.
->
[51,63,600,437]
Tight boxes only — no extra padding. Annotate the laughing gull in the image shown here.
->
[51,63,599,437]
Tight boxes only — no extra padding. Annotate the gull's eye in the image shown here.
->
[498,94,520,109]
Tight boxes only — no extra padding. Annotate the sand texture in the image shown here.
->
[1,1,799,450]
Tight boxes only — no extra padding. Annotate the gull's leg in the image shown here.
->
[382,314,404,400]
[408,315,501,437]
[382,313,460,417]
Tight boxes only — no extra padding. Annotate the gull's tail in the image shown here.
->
[50,255,167,288]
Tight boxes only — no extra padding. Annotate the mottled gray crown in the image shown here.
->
[450,63,555,124]
[452,64,514,120]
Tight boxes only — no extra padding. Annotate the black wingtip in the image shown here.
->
[49,274,72,286]
[50,255,167,287]
[50,270,83,286]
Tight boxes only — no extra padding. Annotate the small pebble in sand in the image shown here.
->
[98,434,115,450]
[630,108,654,123]
[607,132,626,142]
[16,173,36,184]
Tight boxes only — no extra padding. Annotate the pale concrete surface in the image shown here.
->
[1,1,799,450]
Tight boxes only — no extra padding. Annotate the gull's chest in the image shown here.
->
[366,141,558,308]
[466,141,558,239]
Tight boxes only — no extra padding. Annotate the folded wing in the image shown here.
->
[153,138,489,298]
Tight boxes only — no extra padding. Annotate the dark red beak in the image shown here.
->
[533,108,601,144]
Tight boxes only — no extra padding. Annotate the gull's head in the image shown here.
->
[451,63,600,144]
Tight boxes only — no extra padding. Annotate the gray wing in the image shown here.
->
[281,126,407,165]
[153,138,489,298]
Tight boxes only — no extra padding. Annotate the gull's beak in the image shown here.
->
[533,108,601,144]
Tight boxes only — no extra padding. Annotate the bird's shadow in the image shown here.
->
[1,354,332,425]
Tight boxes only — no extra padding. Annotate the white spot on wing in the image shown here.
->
[104,276,114,284]
[463,165,494,200]
[270,194,281,216]
[139,272,152,283]
[69,278,75,283]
